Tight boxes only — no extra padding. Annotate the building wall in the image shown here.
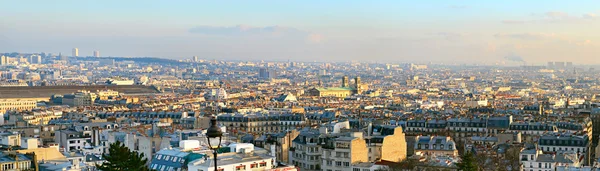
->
[380,127,407,162]
[278,130,299,164]
[319,90,352,98]
[350,139,369,164]
[0,99,37,113]
[190,158,274,171]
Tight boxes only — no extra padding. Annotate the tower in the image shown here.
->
[355,76,362,94]
[342,76,349,87]
[72,48,79,57]
[193,56,198,62]
[0,56,6,65]
[93,51,100,57]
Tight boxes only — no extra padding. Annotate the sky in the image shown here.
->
[1,0,600,65]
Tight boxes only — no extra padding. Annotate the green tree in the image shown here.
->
[456,152,477,171]
[96,141,151,171]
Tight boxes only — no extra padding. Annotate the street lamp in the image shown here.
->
[206,117,223,171]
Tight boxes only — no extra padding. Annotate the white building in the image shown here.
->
[188,145,275,171]
[413,136,458,157]
[0,132,21,146]
[465,99,488,108]
[72,48,79,57]
[537,133,590,165]
[205,88,228,101]
[520,145,582,171]
[106,78,135,85]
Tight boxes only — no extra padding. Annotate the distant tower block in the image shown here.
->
[193,56,198,62]
[93,51,100,57]
[72,48,79,57]
[342,76,349,87]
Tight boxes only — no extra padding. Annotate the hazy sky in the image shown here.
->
[1,0,600,64]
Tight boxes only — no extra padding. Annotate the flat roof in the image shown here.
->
[0,85,160,99]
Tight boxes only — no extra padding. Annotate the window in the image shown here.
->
[353,169,361,171]
[260,162,267,167]
[336,162,342,166]
[251,164,258,168]
[344,162,350,167]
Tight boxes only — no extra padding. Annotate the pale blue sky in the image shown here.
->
[1,0,600,64]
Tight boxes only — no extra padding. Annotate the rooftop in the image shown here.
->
[0,85,160,99]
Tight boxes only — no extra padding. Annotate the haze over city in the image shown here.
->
[4,1,600,171]
[2,0,600,64]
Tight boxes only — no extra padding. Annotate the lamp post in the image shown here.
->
[206,117,223,171]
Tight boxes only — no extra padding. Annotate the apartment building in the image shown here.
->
[447,118,487,139]
[365,125,407,162]
[263,129,299,164]
[321,132,369,171]
[187,144,275,171]
[0,99,37,113]
[217,113,305,134]
[520,144,582,171]
[289,130,321,171]
[413,136,458,157]
[538,133,590,165]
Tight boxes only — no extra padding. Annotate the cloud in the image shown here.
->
[495,33,556,40]
[307,34,324,43]
[546,11,569,18]
[583,13,598,19]
[502,11,599,24]
[449,5,468,9]
[189,25,306,36]
[429,32,465,40]
[501,20,526,24]
[504,54,524,62]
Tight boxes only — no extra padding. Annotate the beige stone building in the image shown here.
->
[96,89,119,100]
[307,76,366,97]
[263,129,299,164]
[366,126,407,162]
[0,99,37,113]
[321,132,369,171]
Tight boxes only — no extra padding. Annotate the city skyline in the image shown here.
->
[2,0,600,64]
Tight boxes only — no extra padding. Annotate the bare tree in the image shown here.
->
[502,147,522,171]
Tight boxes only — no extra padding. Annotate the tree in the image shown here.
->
[456,152,477,171]
[502,146,522,171]
[475,152,499,171]
[96,141,151,171]
[387,159,418,171]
